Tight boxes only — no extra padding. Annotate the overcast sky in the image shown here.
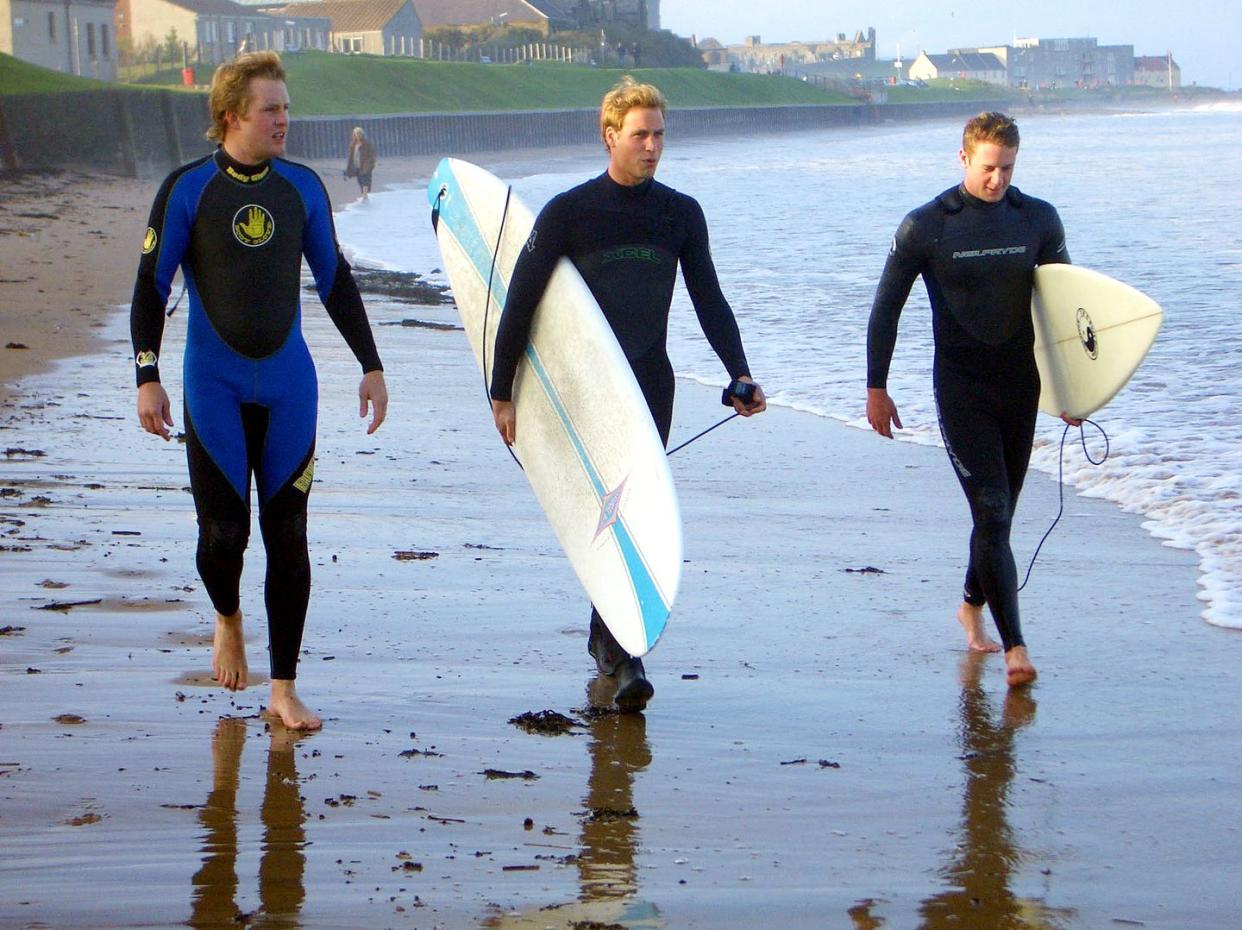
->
[658,0,1240,90]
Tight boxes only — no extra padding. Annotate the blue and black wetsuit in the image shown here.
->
[490,172,751,444]
[867,184,1069,651]
[130,148,382,680]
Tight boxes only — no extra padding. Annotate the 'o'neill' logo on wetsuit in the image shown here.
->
[233,205,275,247]
[142,227,158,254]
[952,246,1027,259]
[600,245,662,265]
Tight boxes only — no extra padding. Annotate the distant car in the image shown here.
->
[898,79,927,87]
[479,56,492,64]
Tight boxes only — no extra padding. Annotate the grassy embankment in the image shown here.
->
[5,51,1212,112]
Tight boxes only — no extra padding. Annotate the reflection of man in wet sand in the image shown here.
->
[915,654,1073,928]
[130,52,387,729]
[189,717,308,927]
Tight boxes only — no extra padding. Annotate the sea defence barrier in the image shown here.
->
[0,91,1005,178]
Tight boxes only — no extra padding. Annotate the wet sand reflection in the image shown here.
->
[484,675,663,929]
[915,655,1075,930]
[189,717,309,928]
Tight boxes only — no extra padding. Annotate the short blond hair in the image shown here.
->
[962,111,1020,155]
[206,51,286,143]
[600,75,667,148]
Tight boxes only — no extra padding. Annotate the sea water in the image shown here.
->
[333,103,1242,631]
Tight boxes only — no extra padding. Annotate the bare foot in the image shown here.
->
[1005,646,1038,688]
[212,611,248,691]
[957,602,1001,653]
[267,679,322,731]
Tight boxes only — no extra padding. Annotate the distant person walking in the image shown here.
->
[344,126,377,201]
[130,51,388,730]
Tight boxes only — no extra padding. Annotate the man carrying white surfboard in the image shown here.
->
[865,111,1079,688]
[489,76,767,711]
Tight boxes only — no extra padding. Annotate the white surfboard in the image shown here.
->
[427,157,681,657]
[1032,264,1163,419]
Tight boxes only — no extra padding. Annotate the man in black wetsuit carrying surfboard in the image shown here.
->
[865,111,1079,688]
[489,76,767,711]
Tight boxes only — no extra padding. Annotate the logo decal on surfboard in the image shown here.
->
[1076,307,1099,359]
[594,476,628,541]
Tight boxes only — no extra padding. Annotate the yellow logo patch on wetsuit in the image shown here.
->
[233,205,275,247]
[293,458,315,494]
[142,227,157,254]
[135,350,157,369]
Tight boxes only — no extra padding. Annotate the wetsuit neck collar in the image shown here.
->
[957,183,1023,209]
[215,146,273,185]
[599,171,654,198]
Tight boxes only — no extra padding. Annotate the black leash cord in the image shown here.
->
[666,412,739,456]
[478,185,523,470]
[1017,417,1110,591]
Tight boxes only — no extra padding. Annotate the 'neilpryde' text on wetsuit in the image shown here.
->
[489,172,751,444]
[867,184,1069,651]
[130,147,382,680]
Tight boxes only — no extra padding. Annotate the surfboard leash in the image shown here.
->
[481,185,523,471]
[666,412,740,456]
[1017,418,1110,592]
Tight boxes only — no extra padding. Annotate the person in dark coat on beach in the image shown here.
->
[344,126,377,200]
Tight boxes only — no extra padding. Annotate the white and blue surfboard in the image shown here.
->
[428,157,681,656]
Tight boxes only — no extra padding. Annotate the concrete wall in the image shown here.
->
[0,92,1005,177]
[0,88,212,175]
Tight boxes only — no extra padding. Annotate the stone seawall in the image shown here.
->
[1,92,1005,178]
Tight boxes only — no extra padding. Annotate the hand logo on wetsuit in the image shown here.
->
[233,205,275,248]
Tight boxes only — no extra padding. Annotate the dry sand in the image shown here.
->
[1,160,1240,929]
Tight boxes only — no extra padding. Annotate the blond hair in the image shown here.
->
[206,51,286,143]
[962,111,1020,155]
[599,76,667,149]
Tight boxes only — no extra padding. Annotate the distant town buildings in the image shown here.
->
[696,27,1177,92]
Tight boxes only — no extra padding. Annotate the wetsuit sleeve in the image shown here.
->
[303,176,382,373]
[866,212,925,390]
[1037,204,1071,267]
[489,197,570,402]
[678,196,750,379]
[130,171,189,386]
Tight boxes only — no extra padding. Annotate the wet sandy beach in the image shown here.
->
[2,167,1240,929]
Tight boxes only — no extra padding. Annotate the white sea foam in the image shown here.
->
[335,107,1242,629]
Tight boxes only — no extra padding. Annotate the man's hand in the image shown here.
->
[730,376,767,417]
[491,399,516,446]
[359,370,388,434]
[137,382,173,441]
[867,387,902,439]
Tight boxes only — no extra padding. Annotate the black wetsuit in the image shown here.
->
[490,172,750,444]
[867,184,1069,651]
[131,148,382,680]
[490,171,752,665]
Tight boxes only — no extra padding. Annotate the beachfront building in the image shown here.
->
[567,0,658,31]
[409,0,572,33]
[1,0,118,79]
[907,49,1006,86]
[722,28,875,74]
[117,0,331,65]
[695,35,726,70]
[972,37,1136,89]
[1134,53,1180,88]
[269,0,420,56]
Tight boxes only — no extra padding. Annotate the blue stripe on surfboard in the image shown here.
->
[431,161,670,649]
[523,347,669,647]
